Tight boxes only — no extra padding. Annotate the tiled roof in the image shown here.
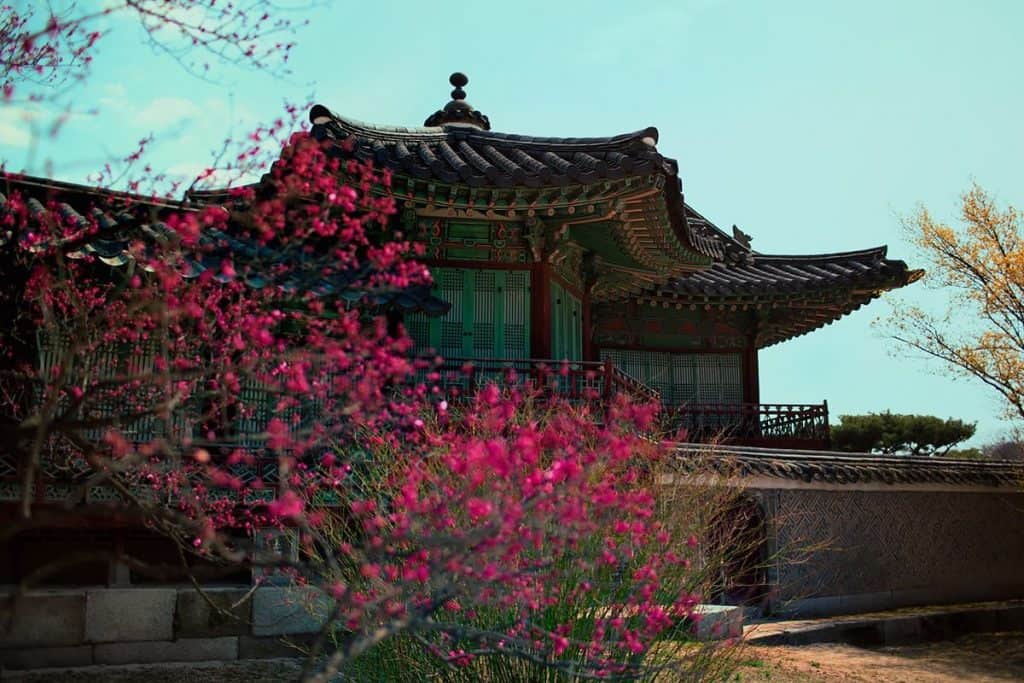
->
[309,105,669,189]
[0,174,449,315]
[303,106,919,319]
[3,84,923,337]
[676,443,1023,488]
[667,249,912,296]
[642,205,923,346]
[306,105,721,274]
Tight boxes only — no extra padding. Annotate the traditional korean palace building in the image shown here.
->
[302,73,921,448]
[2,75,1022,668]
[0,73,924,450]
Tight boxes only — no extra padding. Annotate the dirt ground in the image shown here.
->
[4,633,1024,681]
[736,632,1024,683]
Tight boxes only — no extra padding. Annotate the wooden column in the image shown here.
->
[530,262,552,359]
[743,339,760,404]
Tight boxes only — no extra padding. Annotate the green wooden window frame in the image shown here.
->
[601,349,743,405]
[406,267,531,359]
[550,280,582,361]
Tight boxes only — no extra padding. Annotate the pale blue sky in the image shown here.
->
[4,0,1023,445]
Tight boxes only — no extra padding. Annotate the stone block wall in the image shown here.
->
[756,488,1024,617]
[0,586,323,670]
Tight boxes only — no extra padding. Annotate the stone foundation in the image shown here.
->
[0,586,321,670]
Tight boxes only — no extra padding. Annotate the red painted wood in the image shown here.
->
[596,344,748,355]
[744,343,760,404]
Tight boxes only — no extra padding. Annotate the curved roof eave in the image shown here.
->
[308,105,721,268]
[310,104,661,151]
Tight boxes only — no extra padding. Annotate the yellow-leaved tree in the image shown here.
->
[890,184,1024,421]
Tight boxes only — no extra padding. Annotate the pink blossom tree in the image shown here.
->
[0,4,735,679]
[2,0,306,106]
[2,130,721,679]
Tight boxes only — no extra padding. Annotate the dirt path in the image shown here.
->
[738,632,1024,682]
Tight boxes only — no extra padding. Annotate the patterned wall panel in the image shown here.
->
[551,280,582,362]
[37,331,160,443]
[406,267,531,359]
[472,270,497,357]
[592,303,749,350]
[601,349,742,405]
[437,268,465,358]
[503,271,530,359]
[416,218,530,263]
[762,488,1024,604]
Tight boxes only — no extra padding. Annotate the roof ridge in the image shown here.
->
[311,105,660,151]
[755,247,891,263]
[1,172,181,208]
[677,442,1024,466]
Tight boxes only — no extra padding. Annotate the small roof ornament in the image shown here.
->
[424,72,491,130]
[732,224,752,250]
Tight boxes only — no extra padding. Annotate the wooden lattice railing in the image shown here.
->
[662,402,830,448]
[422,357,829,447]
[422,357,660,406]
[2,358,831,498]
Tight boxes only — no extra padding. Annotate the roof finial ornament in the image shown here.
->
[424,72,491,130]
[450,72,468,100]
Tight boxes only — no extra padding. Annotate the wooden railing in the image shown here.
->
[421,357,829,447]
[419,357,660,406]
[663,402,830,448]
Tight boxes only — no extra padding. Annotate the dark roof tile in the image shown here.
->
[676,443,1022,488]
[310,107,667,191]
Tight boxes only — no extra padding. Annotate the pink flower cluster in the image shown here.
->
[6,126,702,677]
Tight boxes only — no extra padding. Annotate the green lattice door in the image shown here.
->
[406,268,530,359]
[551,280,582,361]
